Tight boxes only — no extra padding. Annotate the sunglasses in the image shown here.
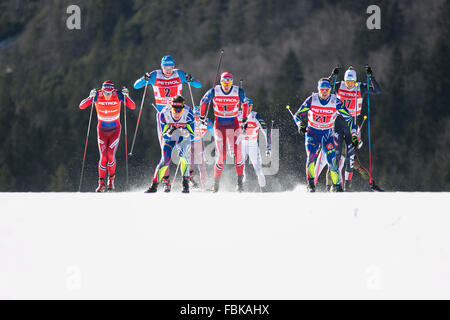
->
[171,102,184,113]
[221,78,233,85]
[172,107,183,113]
[102,88,114,94]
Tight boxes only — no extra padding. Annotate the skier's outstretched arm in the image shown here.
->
[239,88,249,119]
[79,89,97,109]
[369,77,381,94]
[199,89,214,118]
[360,77,381,97]
[360,66,381,96]
[177,70,202,89]
[117,90,136,110]
[133,71,157,89]
[294,96,312,126]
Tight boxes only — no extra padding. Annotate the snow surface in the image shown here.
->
[1,189,449,299]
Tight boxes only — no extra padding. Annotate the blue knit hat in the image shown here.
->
[161,55,175,67]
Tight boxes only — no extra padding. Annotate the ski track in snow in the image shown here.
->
[0,190,449,299]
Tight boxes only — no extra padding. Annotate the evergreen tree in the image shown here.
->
[272,49,303,107]
[427,0,450,120]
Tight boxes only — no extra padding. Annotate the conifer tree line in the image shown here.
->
[0,0,448,191]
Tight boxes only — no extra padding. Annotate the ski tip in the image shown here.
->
[286,105,290,109]
[363,115,367,120]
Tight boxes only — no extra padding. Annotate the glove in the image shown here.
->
[199,116,207,126]
[298,121,307,135]
[351,135,359,148]
[144,72,151,81]
[185,73,193,83]
[121,87,129,96]
[266,149,272,157]
[365,65,373,77]
[89,89,97,98]
[241,117,248,132]
[331,66,340,76]
[166,125,177,137]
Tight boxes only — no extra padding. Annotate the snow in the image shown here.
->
[1,190,449,299]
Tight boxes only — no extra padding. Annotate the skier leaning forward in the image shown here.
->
[316,65,382,191]
[134,55,201,192]
[145,95,195,194]
[293,77,355,192]
[199,72,249,192]
[79,81,136,192]
[237,98,272,192]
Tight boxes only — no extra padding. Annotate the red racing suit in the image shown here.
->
[200,85,249,178]
[79,90,136,179]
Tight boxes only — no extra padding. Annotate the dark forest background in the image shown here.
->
[0,0,449,192]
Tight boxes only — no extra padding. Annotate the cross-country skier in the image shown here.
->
[189,105,214,190]
[79,81,136,192]
[199,71,250,192]
[145,95,195,194]
[133,55,201,191]
[294,77,356,192]
[317,65,382,191]
[237,98,271,192]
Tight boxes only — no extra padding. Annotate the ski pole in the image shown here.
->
[151,103,158,111]
[205,49,224,119]
[187,82,198,125]
[122,88,129,189]
[129,80,149,156]
[358,115,367,135]
[239,78,247,135]
[366,71,372,184]
[354,82,359,130]
[78,95,95,192]
[331,64,341,94]
[187,82,196,109]
[173,158,181,184]
[332,74,337,94]
[286,105,295,118]
[269,119,274,158]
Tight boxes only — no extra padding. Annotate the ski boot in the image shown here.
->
[307,179,316,192]
[107,175,115,191]
[182,176,190,193]
[162,177,171,193]
[236,175,244,192]
[326,184,331,192]
[370,180,384,192]
[344,180,352,192]
[145,180,158,193]
[331,184,344,192]
[188,175,199,189]
[96,178,106,192]
[212,178,220,193]
[260,186,268,193]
